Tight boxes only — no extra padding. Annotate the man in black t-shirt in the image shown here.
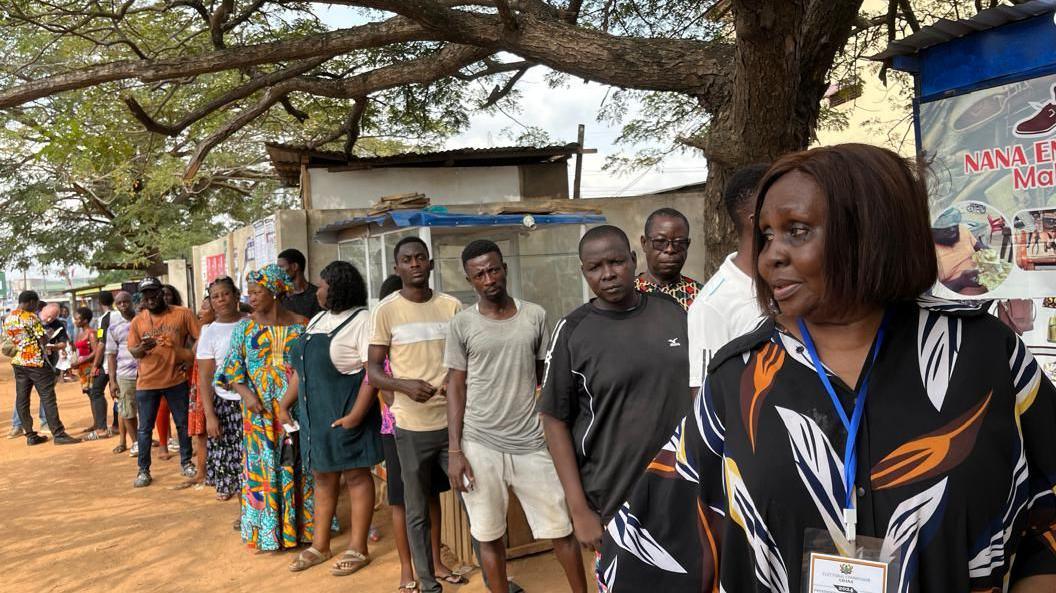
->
[276,248,322,319]
[539,225,691,553]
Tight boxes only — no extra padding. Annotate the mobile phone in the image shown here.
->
[462,474,473,491]
[283,421,300,433]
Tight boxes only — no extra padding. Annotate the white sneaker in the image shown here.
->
[129,443,139,457]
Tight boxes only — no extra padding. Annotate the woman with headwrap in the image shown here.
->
[217,264,323,551]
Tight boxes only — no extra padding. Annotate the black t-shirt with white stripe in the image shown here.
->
[538,292,692,521]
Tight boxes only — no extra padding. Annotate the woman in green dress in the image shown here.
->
[282,261,383,575]
[218,264,319,552]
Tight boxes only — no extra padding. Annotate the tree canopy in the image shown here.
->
[0,0,1007,273]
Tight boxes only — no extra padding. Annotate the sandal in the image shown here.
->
[288,547,331,572]
[398,582,418,593]
[330,549,371,576]
[437,572,469,585]
[112,444,128,454]
[84,431,101,441]
[217,491,236,502]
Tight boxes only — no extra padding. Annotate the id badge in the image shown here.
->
[802,529,901,593]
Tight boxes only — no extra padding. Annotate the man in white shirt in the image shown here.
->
[687,164,770,392]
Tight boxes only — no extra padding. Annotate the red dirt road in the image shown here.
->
[0,363,592,593]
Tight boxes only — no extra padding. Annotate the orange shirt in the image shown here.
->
[127,306,200,390]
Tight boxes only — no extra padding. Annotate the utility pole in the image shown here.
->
[568,124,596,199]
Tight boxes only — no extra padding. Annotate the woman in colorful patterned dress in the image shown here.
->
[218,264,319,552]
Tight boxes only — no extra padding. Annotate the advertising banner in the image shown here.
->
[920,73,1056,299]
[205,254,226,284]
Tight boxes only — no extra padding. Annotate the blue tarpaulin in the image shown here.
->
[315,209,605,243]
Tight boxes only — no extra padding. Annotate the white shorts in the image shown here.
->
[461,439,573,542]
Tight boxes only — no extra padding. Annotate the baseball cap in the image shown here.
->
[138,277,163,292]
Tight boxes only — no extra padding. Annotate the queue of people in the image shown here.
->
[6,144,1056,592]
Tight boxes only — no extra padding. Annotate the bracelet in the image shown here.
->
[449,448,462,454]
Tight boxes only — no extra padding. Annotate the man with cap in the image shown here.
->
[933,208,986,295]
[127,277,201,487]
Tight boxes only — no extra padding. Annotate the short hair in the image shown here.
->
[752,144,937,315]
[379,274,403,300]
[17,291,38,305]
[724,163,770,233]
[277,248,307,272]
[393,236,429,261]
[76,306,93,323]
[461,239,503,268]
[319,261,367,312]
[644,208,689,236]
[579,225,631,256]
[161,284,183,307]
[98,292,114,307]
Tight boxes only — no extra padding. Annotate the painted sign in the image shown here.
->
[920,72,1056,299]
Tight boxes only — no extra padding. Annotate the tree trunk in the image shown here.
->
[696,0,864,275]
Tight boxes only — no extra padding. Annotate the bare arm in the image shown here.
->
[333,372,378,429]
[277,369,300,426]
[106,352,118,396]
[446,368,472,492]
[1011,576,1056,593]
[542,412,603,550]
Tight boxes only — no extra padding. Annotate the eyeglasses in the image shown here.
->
[647,237,691,252]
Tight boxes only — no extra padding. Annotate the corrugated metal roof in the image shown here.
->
[873,0,1055,61]
[314,209,605,243]
[265,142,579,186]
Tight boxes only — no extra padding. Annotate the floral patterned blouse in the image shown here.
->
[4,309,46,367]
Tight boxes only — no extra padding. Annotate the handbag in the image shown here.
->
[997,299,1036,335]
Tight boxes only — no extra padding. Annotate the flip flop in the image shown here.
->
[112,444,127,454]
[288,547,331,572]
[330,549,371,576]
[398,582,418,593]
[437,572,469,585]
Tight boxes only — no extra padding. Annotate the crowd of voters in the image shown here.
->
[4,143,1056,593]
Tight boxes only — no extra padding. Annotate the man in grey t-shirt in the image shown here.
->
[445,240,585,593]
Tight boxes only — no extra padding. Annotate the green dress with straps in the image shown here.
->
[290,309,382,473]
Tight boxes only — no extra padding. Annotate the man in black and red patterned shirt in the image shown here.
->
[635,208,703,310]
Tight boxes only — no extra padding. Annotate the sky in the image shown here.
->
[314,5,711,199]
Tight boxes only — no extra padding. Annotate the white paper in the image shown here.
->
[808,553,887,593]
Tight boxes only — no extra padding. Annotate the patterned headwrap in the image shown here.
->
[247,264,293,296]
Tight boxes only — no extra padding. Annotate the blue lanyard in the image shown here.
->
[796,313,889,521]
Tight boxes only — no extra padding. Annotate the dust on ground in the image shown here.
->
[0,363,592,593]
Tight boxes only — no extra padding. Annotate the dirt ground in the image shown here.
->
[0,363,593,593]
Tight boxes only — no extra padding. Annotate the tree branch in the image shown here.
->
[334,0,733,108]
[123,58,328,136]
[344,96,369,157]
[0,17,429,108]
[280,96,310,122]
[481,66,529,108]
[183,84,292,181]
[495,0,519,31]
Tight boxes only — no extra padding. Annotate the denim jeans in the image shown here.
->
[11,402,46,429]
[135,382,192,473]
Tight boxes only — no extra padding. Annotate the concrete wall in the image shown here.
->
[310,166,523,209]
[581,193,714,282]
[190,192,714,311]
